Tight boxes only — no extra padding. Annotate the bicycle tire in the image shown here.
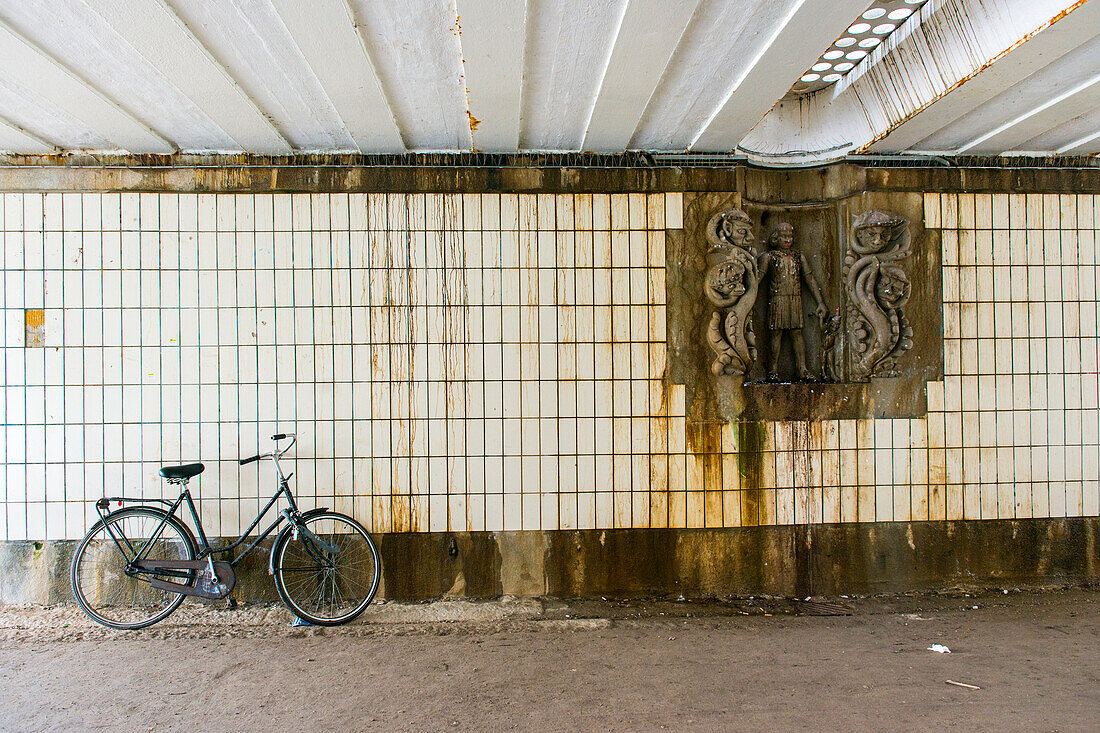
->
[70,507,197,630]
[272,512,381,626]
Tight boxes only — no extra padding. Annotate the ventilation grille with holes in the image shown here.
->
[790,0,929,96]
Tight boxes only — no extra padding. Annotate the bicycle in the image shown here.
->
[69,433,382,630]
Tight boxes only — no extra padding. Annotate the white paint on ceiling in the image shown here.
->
[868,0,1100,159]
[951,41,1100,154]
[167,0,357,150]
[1019,106,1100,155]
[0,19,172,152]
[0,65,110,150]
[458,0,527,152]
[896,15,1100,152]
[520,0,629,151]
[691,0,870,151]
[863,1,1096,153]
[268,0,404,153]
[349,0,469,150]
[0,115,53,153]
[738,0,1097,165]
[0,0,1092,164]
[631,0,800,150]
[0,0,248,151]
[582,0,700,152]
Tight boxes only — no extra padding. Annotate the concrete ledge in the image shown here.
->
[0,158,1098,194]
[3,518,1097,605]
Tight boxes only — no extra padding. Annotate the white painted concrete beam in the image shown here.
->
[270,0,405,153]
[691,0,868,152]
[964,73,1100,154]
[1054,122,1100,155]
[168,0,356,151]
[0,20,173,153]
[0,0,239,152]
[910,28,1100,153]
[0,73,111,151]
[457,0,526,152]
[348,0,470,151]
[521,0,629,151]
[0,0,1092,160]
[1015,104,1100,154]
[118,0,292,153]
[865,3,1100,154]
[0,113,55,153]
[583,0,700,152]
[631,0,801,150]
[738,0,1086,166]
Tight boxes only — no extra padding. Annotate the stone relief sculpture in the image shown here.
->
[758,222,828,382]
[703,208,759,376]
[844,210,913,380]
[820,307,843,383]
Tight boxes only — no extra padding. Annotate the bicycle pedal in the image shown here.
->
[291,616,314,627]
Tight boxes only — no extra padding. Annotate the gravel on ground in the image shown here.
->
[0,586,1096,731]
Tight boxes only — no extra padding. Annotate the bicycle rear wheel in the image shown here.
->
[272,512,381,626]
[70,507,197,630]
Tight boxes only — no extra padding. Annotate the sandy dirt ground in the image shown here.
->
[0,588,1097,732]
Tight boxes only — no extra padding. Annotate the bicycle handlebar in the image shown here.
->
[240,433,296,465]
[274,433,296,457]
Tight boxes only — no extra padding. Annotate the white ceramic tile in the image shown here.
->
[5,189,1100,539]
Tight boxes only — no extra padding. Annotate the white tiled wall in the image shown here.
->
[0,191,1096,540]
[930,193,1100,522]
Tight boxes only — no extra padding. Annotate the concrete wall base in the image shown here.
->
[3,518,1097,605]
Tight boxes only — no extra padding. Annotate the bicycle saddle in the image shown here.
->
[159,463,205,480]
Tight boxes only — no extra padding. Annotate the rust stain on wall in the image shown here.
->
[737,421,765,527]
[686,421,725,525]
[24,309,45,347]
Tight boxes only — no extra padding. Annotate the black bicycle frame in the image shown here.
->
[97,475,300,570]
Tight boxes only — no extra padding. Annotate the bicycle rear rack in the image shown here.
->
[95,496,174,521]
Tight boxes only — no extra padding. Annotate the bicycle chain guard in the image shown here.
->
[138,559,237,600]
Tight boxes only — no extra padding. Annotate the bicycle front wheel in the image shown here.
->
[272,512,381,626]
[70,507,197,630]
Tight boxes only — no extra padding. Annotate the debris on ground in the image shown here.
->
[791,599,853,616]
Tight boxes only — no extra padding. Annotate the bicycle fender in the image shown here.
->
[268,507,329,575]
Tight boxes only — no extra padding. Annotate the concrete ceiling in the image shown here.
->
[0,0,1094,166]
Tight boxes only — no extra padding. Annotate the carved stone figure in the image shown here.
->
[820,307,843,383]
[844,210,912,380]
[703,208,759,376]
[758,222,828,382]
